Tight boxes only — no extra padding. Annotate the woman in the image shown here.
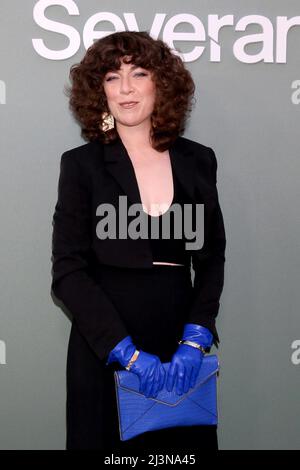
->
[51,31,226,451]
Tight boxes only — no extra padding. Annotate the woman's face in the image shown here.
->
[103,57,156,131]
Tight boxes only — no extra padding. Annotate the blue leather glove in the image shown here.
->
[106,335,165,398]
[106,335,136,367]
[181,324,214,349]
[166,324,213,395]
[129,350,165,398]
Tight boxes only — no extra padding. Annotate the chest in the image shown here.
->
[128,151,174,216]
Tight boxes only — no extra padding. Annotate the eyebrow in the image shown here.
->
[106,64,142,74]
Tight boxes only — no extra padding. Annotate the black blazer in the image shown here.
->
[51,135,226,361]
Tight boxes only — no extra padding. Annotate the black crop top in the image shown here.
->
[144,168,192,267]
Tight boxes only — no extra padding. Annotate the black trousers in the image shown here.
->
[66,264,218,450]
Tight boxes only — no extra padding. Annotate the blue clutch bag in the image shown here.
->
[114,354,220,441]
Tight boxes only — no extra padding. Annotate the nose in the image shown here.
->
[119,75,134,94]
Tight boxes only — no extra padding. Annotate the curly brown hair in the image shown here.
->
[65,31,195,152]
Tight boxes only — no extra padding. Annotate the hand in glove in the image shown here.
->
[129,350,165,398]
[106,335,165,398]
[166,343,204,395]
[181,324,214,349]
[166,324,213,395]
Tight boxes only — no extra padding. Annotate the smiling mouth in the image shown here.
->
[119,102,139,108]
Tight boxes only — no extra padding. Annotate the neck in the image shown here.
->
[116,120,153,151]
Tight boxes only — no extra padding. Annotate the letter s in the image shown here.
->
[32,0,80,60]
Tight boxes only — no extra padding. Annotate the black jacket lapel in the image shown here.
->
[102,135,198,206]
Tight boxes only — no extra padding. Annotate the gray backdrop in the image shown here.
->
[0,0,299,450]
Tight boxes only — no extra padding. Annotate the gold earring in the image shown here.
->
[100,112,114,132]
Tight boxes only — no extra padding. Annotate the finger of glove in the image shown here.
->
[158,365,166,392]
[144,367,156,398]
[154,365,165,396]
[176,364,186,395]
[183,366,193,394]
[144,367,157,398]
[148,366,161,398]
[166,362,178,392]
[151,365,165,396]
[139,371,149,394]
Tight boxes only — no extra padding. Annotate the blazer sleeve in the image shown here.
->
[187,147,226,350]
[51,151,130,361]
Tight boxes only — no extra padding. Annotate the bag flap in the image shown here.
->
[114,354,219,406]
